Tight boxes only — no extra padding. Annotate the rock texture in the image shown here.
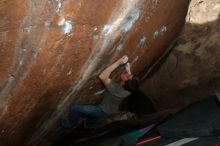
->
[0,0,189,145]
[140,0,220,110]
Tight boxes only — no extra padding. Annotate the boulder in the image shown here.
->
[0,0,190,145]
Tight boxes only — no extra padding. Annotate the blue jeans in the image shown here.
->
[61,105,108,129]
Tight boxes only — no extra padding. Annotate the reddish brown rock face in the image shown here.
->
[0,0,190,145]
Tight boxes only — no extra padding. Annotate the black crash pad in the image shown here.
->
[158,95,220,138]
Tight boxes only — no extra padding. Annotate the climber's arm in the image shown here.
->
[99,56,128,86]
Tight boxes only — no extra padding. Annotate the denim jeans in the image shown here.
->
[61,104,108,129]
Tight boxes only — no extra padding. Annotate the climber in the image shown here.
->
[60,55,140,130]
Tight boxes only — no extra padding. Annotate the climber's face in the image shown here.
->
[120,71,133,82]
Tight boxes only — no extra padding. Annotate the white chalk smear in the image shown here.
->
[58,18,73,34]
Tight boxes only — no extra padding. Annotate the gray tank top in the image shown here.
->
[99,80,131,114]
